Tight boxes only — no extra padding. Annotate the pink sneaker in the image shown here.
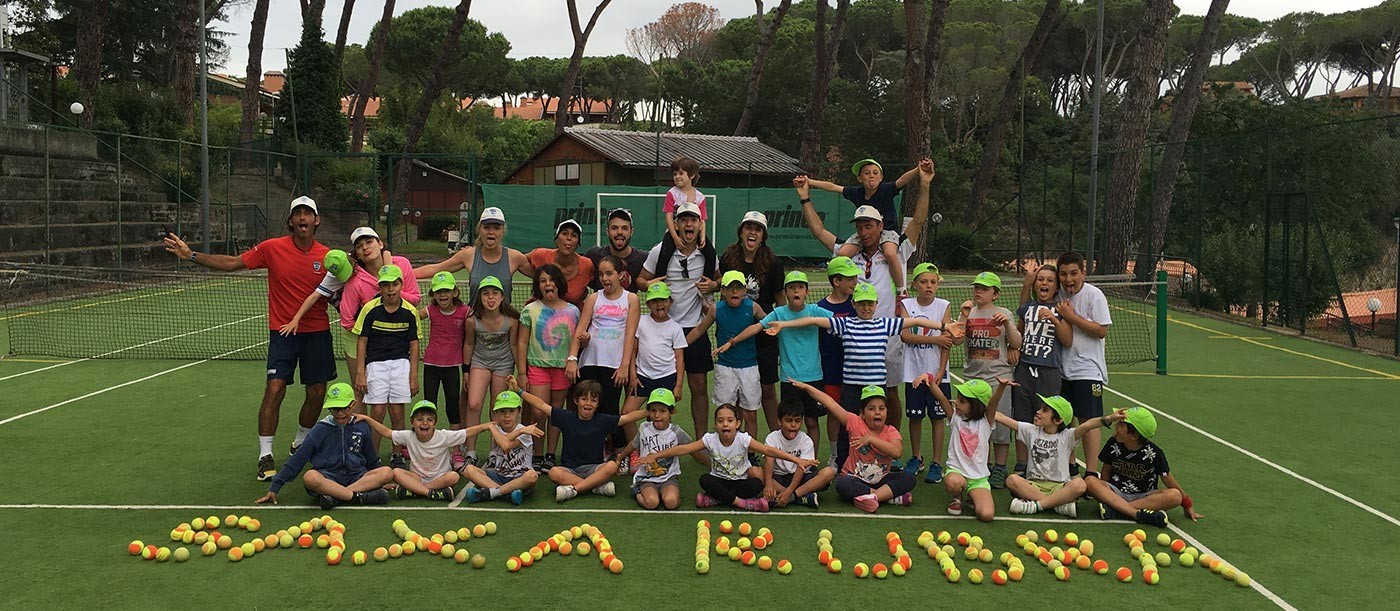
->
[738,497,770,512]
[854,493,880,513]
[947,499,963,515]
[695,493,720,508]
[890,492,913,506]
[450,448,466,472]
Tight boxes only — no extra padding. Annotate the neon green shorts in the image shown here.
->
[946,466,991,491]
[1032,479,1064,495]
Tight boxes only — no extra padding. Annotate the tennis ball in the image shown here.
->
[1115,567,1133,582]
[758,555,773,571]
[263,534,277,549]
[1123,533,1138,546]
[205,516,220,529]
[1179,553,1196,567]
[559,541,573,555]
[240,542,256,557]
[428,540,443,555]
[1022,542,1038,556]
[454,549,469,564]
[189,517,205,531]
[1185,546,1199,557]
[753,536,768,550]
[432,533,446,545]
[1132,529,1147,543]
[193,531,209,545]
[349,550,365,566]
[202,541,217,556]
[1056,565,1071,581]
[1156,532,1171,546]
[1235,572,1251,587]
[1155,552,1171,567]
[1075,555,1092,570]
[738,522,752,537]
[155,547,171,562]
[992,569,1008,585]
[608,558,624,574]
[298,534,313,548]
[1008,566,1024,581]
[403,541,417,556]
[1222,565,1238,581]
[964,547,979,561]
[1014,534,1029,549]
[968,568,983,584]
[1144,568,1160,585]
[181,530,195,544]
[1093,559,1110,574]
[472,554,486,569]
[740,551,756,566]
[818,549,832,566]
[945,567,960,583]
[128,540,145,556]
[576,542,591,556]
[278,534,293,549]
[384,544,401,559]
[444,530,459,544]
[506,557,521,572]
[216,535,232,550]
[1065,548,1080,563]
[891,562,907,577]
[728,546,742,562]
[1079,540,1095,556]
[519,552,533,567]
[237,516,250,530]
[224,514,238,529]
[473,524,487,538]
[325,548,341,566]
[777,559,792,575]
[316,534,330,549]
[736,536,751,550]
[853,562,870,578]
[956,531,971,546]
[251,538,266,553]
[828,558,843,573]
[720,520,734,534]
[1170,538,1186,553]
[227,547,244,562]
[1210,558,1225,574]
[1129,544,1144,559]
[978,548,993,563]
[1064,532,1079,547]
[1044,529,1059,544]
[696,558,710,574]
[528,546,542,561]
[441,543,456,559]
[485,521,498,535]
[819,528,833,541]
[1047,559,1063,573]
[367,547,385,562]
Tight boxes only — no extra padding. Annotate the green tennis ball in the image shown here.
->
[1156,533,1171,546]
[1156,552,1171,566]
[172,547,190,562]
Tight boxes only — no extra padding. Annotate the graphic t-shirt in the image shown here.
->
[946,410,991,480]
[761,304,833,382]
[352,298,421,364]
[240,236,330,331]
[579,290,631,369]
[763,431,815,477]
[1099,439,1170,495]
[1016,300,1063,369]
[816,297,856,386]
[484,423,533,478]
[392,428,468,480]
[520,300,580,368]
[902,297,950,383]
[1016,422,1076,483]
[633,422,694,484]
[840,416,901,484]
[828,316,904,386]
[962,305,1015,381]
[552,409,620,469]
[635,316,688,379]
[703,431,753,480]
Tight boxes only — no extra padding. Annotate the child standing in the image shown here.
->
[816,256,859,464]
[1012,264,1071,475]
[419,271,471,469]
[1052,252,1113,476]
[517,264,581,472]
[621,282,688,447]
[462,276,519,468]
[800,158,929,296]
[631,388,709,510]
[761,395,838,508]
[1085,407,1204,526]
[900,262,957,484]
[696,271,766,436]
[352,265,420,464]
[790,381,913,513]
[352,400,491,502]
[637,404,819,513]
[514,377,648,502]
[988,388,1086,517]
[660,156,717,267]
[920,377,1008,522]
[958,271,1022,489]
[461,390,544,505]
[573,255,641,463]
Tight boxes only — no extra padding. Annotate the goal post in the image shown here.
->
[595,192,717,248]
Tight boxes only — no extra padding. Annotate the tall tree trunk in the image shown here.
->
[733,0,793,136]
[73,0,110,128]
[172,0,200,127]
[798,0,849,167]
[1136,0,1229,281]
[964,0,1063,225]
[239,0,272,151]
[1101,0,1172,275]
[555,0,614,136]
[924,0,949,121]
[394,0,472,213]
[903,0,928,162]
[350,0,396,153]
[333,0,357,69]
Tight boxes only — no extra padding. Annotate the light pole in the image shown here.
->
[931,212,943,247]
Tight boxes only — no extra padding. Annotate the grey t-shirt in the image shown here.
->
[962,304,1015,381]
[1017,421,1076,483]
[1016,300,1063,369]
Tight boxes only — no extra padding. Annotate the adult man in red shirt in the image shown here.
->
[164,196,336,481]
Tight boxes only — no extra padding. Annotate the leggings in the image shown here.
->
[422,365,462,425]
[699,474,764,504]
[580,365,626,447]
[834,472,917,500]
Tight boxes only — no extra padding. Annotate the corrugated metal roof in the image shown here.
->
[564,127,802,175]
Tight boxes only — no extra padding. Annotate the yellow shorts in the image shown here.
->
[1031,480,1064,496]
[341,327,358,359]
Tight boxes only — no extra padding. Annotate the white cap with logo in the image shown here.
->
[289,195,319,217]
[674,202,702,219]
[850,205,883,223]
[350,226,380,243]
[740,210,768,229]
[479,207,506,224]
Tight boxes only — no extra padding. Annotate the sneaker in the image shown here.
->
[738,497,770,512]
[508,489,525,505]
[947,499,963,515]
[428,488,453,502]
[289,442,301,457]
[465,486,486,504]
[1135,509,1168,528]
[318,494,339,510]
[889,493,913,506]
[1099,502,1124,520]
[1009,498,1038,515]
[890,459,904,471]
[592,481,616,497]
[532,455,545,472]
[1054,501,1078,518]
[256,454,276,482]
[904,456,924,475]
[989,465,1008,489]
[1013,461,1028,477]
[354,489,390,505]
[451,449,466,472]
[616,454,631,475]
[797,492,819,508]
[555,485,578,503]
[827,456,839,471]
[464,452,479,468]
[395,486,412,501]
[924,461,944,484]
[749,452,764,467]
[389,453,407,470]
[542,453,557,472]
[854,493,880,513]
[695,493,720,508]
[1069,463,1081,477]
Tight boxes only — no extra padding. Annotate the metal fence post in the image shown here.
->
[44,127,51,264]
[117,135,124,266]
[176,140,184,240]
[1156,269,1168,375]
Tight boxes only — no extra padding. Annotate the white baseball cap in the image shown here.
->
[479,207,506,224]
[289,195,318,217]
[350,226,380,243]
[740,210,768,229]
[850,205,883,223]
[556,218,583,235]
[674,202,702,219]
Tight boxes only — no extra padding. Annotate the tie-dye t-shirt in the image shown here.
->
[521,300,580,368]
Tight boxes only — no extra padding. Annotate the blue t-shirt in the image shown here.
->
[715,297,759,369]
[1016,300,1063,369]
[817,296,856,386]
[829,316,904,386]
[551,409,621,469]
[842,182,901,231]
[761,303,833,382]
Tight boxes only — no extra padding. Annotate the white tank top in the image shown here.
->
[580,290,631,369]
[901,296,950,383]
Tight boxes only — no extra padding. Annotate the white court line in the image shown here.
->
[1168,521,1295,611]
[0,313,266,382]
[0,341,266,426]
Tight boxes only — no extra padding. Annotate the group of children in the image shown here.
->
[256,156,1200,528]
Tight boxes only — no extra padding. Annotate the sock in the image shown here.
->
[258,436,274,458]
[488,487,502,499]
[466,450,478,459]
[294,426,312,446]
[1030,500,1042,512]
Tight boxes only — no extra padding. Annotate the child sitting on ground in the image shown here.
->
[460,390,543,505]
[352,400,493,502]
[919,377,1007,522]
[1085,406,1204,526]
[790,380,912,513]
[761,396,837,509]
[255,382,393,509]
[631,389,710,510]
[513,377,649,502]
[981,386,1085,517]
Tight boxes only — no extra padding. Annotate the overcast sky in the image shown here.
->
[215,0,1386,74]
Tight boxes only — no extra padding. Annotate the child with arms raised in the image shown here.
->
[631,389,709,510]
[800,158,930,296]
[791,381,912,513]
[460,390,543,505]
[352,400,493,502]
[513,377,648,502]
[917,377,1009,521]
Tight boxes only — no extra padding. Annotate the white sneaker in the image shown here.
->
[1009,498,1038,515]
[1054,501,1078,518]
[592,481,616,497]
[555,485,578,502]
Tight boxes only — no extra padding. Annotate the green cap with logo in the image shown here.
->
[323,249,353,283]
[720,270,747,287]
[851,158,882,176]
[783,270,809,286]
[492,390,523,411]
[1037,394,1073,425]
[859,385,886,402]
[910,262,940,281]
[430,271,457,292]
[323,382,355,409]
[645,282,672,301]
[1123,406,1158,439]
[646,388,677,407]
[952,378,993,405]
[377,264,403,284]
[852,283,879,303]
[826,256,859,278]
[477,275,504,293]
[971,271,1002,290]
[411,399,437,417]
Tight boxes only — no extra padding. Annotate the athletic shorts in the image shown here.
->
[365,358,410,404]
[560,463,607,479]
[340,326,358,359]
[754,332,780,385]
[905,381,950,420]
[266,330,336,384]
[484,469,534,494]
[780,381,826,418]
[634,373,677,398]
[682,327,714,374]
[1013,364,1062,422]
[1030,479,1065,496]
[713,365,762,411]
[1107,481,1150,503]
[773,468,828,492]
[1061,378,1104,421]
[304,468,362,497]
[883,336,904,387]
[527,365,570,391]
[947,466,991,491]
[631,474,679,496]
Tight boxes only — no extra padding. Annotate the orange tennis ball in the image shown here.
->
[609,558,624,574]
[1093,559,1110,574]
[506,557,521,572]
[896,554,912,571]
[577,541,591,556]
[738,522,752,536]
[1008,565,1024,581]
[818,549,832,566]
[559,541,573,555]
[753,536,767,550]
[1075,555,1092,570]
[1055,565,1070,581]
[873,563,889,579]
[1116,567,1133,582]
[853,562,869,578]
[757,555,773,571]
[741,551,757,566]
[992,569,1008,585]
[227,547,244,562]
[828,558,843,573]
[1144,568,1160,585]
[777,559,792,574]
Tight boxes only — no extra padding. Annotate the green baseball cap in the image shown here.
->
[952,379,993,405]
[492,390,523,411]
[783,270,809,286]
[411,400,438,417]
[1123,406,1158,439]
[323,250,353,283]
[323,382,355,409]
[1037,394,1073,425]
[720,270,747,287]
[646,388,677,407]
[852,283,879,303]
[377,265,403,284]
[477,275,504,293]
[851,158,882,176]
[645,282,672,301]
[971,271,1002,290]
[826,256,859,278]
[859,385,886,402]
[910,262,940,281]
[430,271,457,292]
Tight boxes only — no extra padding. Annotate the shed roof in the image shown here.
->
[561,127,803,175]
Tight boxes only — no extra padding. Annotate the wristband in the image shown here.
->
[799,198,812,204]
[1181,494,1193,511]
[190,251,199,262]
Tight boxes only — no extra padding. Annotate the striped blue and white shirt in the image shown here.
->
[829,317,904,386]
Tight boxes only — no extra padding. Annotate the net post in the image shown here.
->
[595,192,602,247]
[1156,269,1168,375]
[116,135,123,266]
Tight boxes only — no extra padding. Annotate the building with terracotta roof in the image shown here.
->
[1313,84,1400,112]
[496,97,613,123]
